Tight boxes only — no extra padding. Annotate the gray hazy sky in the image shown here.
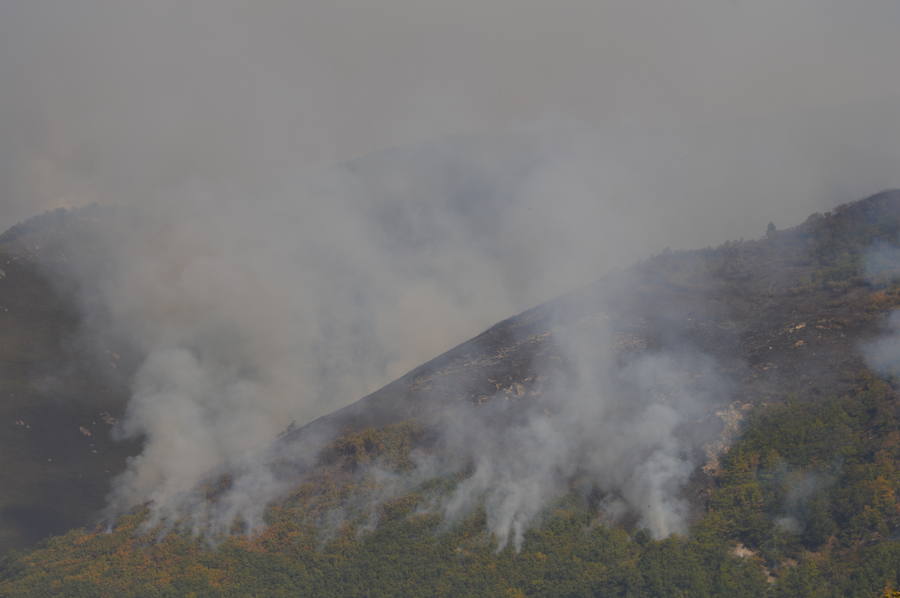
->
[2,0,900,232]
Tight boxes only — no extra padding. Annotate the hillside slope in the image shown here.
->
[1,192,900,596]
[289,190,900,442]
[0,210,138,553]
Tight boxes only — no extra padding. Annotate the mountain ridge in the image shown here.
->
[282,189,900,443]
[1,191,900,596]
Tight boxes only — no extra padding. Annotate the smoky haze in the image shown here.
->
[3,1,900,540]
[4,0,900,228]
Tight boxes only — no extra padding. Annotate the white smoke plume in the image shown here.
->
[3,0,900,542]
[426,322,729,550]
[14,140,732,543]
[862,240,900,377]
[863,311,900,379]
[773,469,836,536]
[293,310,731,551]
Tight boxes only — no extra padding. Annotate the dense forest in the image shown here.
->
[0,374,898,597]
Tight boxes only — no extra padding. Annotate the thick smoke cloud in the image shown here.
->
[19,138,733,542]
[431,338,728,549]
[292,312,730,551]
[863,308,900,379]
[3,0,900,541]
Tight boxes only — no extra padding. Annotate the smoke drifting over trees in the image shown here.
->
[3,1,900,544]
[863,235,900,378]
[431,342,729,549]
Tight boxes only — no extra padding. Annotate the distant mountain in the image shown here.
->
[2,192,900,596]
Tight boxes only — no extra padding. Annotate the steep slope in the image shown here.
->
[1,192,900,596]
[288,190,900,443]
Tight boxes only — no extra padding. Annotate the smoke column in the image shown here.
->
[3,0,900,538]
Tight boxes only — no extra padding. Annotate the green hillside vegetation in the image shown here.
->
[0,372,898,597]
